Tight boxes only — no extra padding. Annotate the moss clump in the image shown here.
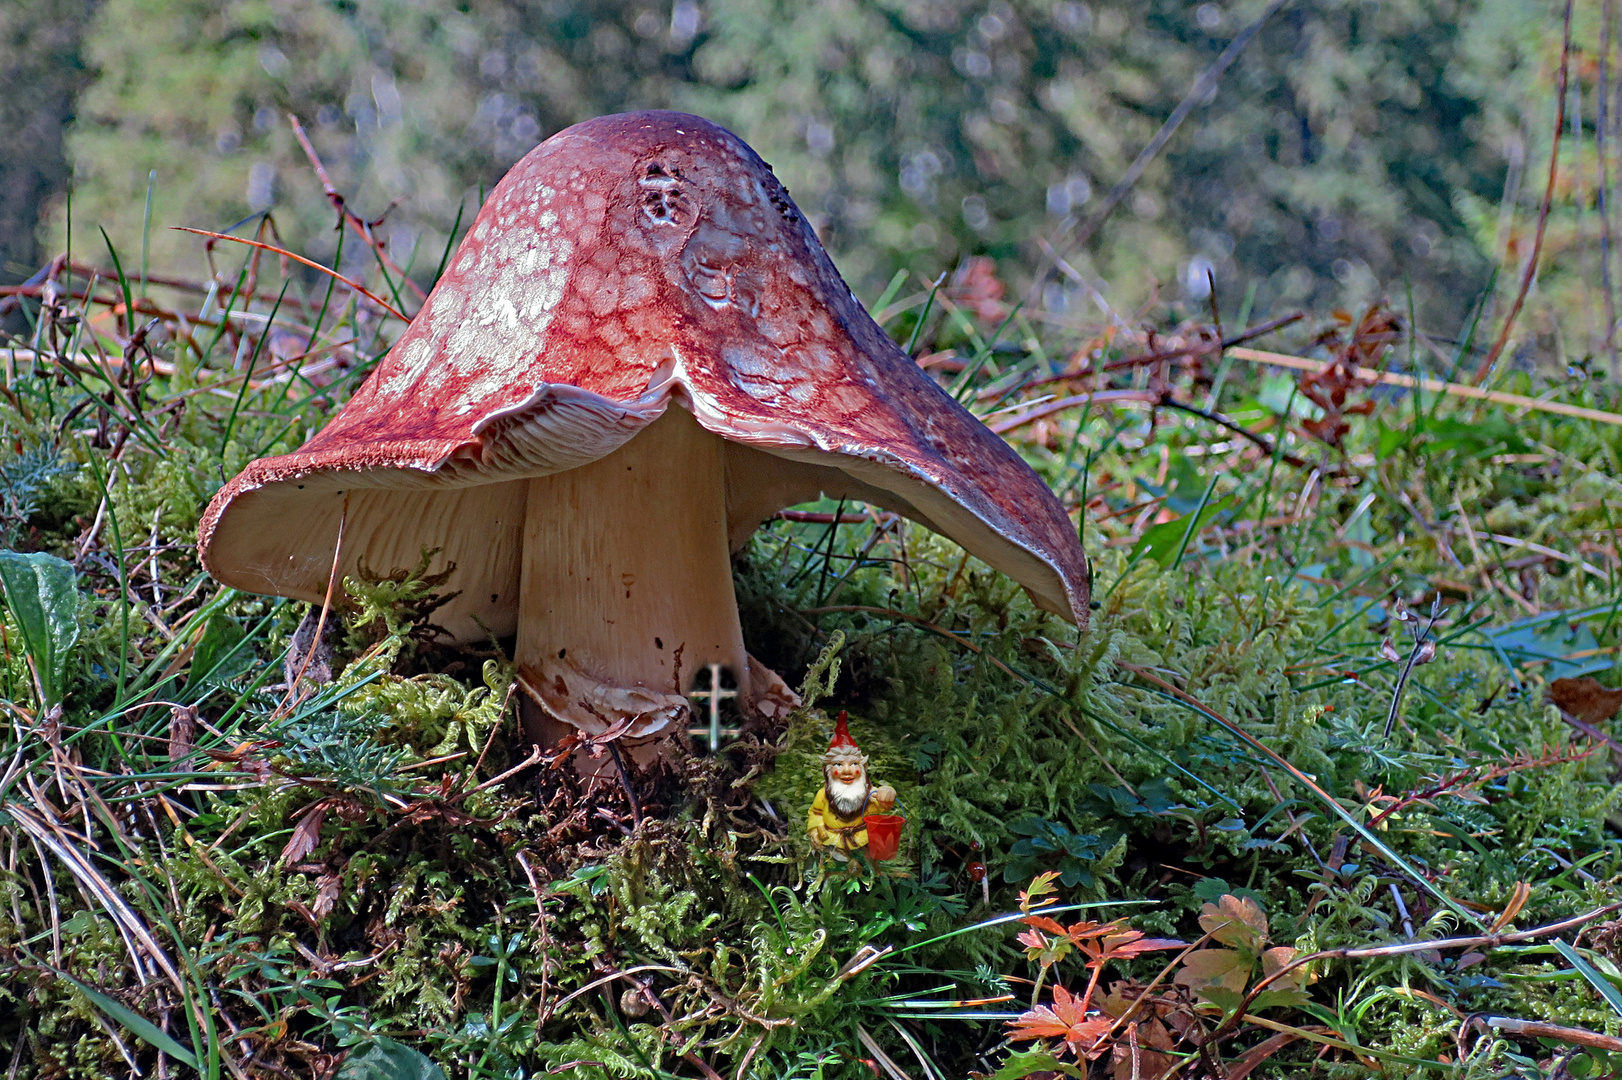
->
[5,252,1622,1078]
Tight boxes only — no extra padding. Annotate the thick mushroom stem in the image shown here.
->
[515,405,753,748]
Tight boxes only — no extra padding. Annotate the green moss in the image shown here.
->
[7,259,1622,1079]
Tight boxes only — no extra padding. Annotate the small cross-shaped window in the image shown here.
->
[686,662,741,752]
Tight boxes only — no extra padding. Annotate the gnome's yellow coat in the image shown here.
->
[806,788,868,851]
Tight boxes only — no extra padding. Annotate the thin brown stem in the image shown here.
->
[995,312,1304,400]
[1461,1014,1622,1055]
[1601,0,1619,373]
[606,742,642,826]
[274,497,347,720]
[986,389,1159,434]
[1473,0,1573,382]
[1155,393,1308,467]
[288,113,429,303]
[171,228,408,321]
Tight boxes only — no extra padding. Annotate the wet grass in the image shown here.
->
[3,223,1622,1078]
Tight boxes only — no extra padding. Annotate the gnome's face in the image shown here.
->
[825,757,870,818]
[829,760,865,785]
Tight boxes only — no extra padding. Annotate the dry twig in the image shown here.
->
[1472,0,1573,382]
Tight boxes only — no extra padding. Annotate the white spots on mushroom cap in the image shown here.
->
[379,337,435,397]
[731,373,779,401]
[619,274,651,311]
[797,342,838,376]
[486,295,521,329]
[783,378,817,404]
[517,243,551,275]
[826,383,870,413]
[371,187,578,413]
[588,272,623,317]
[524,265,569,322]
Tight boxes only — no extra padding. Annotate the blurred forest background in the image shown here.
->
[0,0,1591,361]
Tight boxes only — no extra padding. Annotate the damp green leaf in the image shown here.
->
[335,1037,447,1080]
[0,550,79,705]
[984,1048,1087,1079]
[1129,496,1235,566]
[182,610,249,697]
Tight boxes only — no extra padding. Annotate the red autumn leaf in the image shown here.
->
[1068,920,1183,964]
[1017,928,1050,952]
[1023,915,1072,936]
[1006,984,1115,1058]
[1063,919,1116,943]
[1019,926,1073,966]
[1094,932,1186,963]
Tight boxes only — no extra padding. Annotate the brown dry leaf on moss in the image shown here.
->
[1174,946,1251,1000]
[1549,676,1622,725]
[1099,982,1197,1079]
[1297,304,1395,446]
[1198,894,1269,952]
[1107,1020,1178,1080]
[280,801,330,865]
[1261,946,1305,992]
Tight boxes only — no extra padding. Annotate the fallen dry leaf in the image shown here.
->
[1549,677,1622,725]
[280,801,330,865]
[948,256,1008,328]
[312,872,342,918]
[1175,948,1250,1001]
[1261,946,1306,992]
[167,704,197,762]
[1199,894,1269,951]
[1108,1018,1177,1080]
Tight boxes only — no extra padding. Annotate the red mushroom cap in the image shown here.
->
[198,111,1089,639]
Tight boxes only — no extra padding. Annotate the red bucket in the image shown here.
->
[864,814,904,861]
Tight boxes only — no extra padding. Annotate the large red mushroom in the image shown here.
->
[198,111,1089,752]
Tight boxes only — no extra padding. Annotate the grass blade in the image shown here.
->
[1553,941,1622,1018]
[58,971,201,1068]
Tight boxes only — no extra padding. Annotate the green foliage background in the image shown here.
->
[11,0,1586,340]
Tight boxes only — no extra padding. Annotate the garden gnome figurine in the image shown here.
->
[806,713,896,852]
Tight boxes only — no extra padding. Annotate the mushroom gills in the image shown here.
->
[516,405,793,747]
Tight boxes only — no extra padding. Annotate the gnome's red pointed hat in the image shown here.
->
[197,111,1089,741]
[824,711,864,765]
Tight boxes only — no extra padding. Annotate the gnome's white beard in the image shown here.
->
[826,772,871,819]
